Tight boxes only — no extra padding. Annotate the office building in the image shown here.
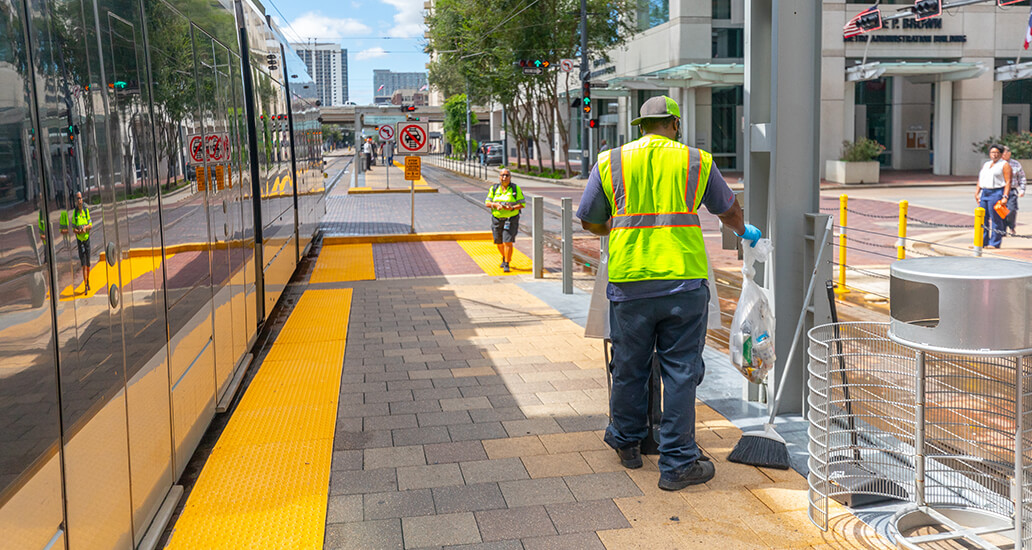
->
[293,42,349,106]
[374,70,427,104]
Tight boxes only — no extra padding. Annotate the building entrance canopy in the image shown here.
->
[846,61,986,83]
[996,61,1032,82]
[605,63,744,91]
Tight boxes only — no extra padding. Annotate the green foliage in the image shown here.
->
[508,166,566,179]
[839,138,885,162]
[443,94,478,157]
[973,132,1032,159]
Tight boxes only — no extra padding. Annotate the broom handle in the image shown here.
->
[765,218,834,425]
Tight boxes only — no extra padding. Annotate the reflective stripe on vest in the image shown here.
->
[598,135,712,282]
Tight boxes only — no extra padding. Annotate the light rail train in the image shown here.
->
[0,0,326,546]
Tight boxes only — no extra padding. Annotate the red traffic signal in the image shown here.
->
[587,119,598,129]
[844,6,881,38]
[913,0,941,20]
[400,106,416,112]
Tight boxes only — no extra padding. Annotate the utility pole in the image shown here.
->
[579,0,588,178]
[465,84,472,161]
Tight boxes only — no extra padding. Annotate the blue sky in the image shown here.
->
[269,0,429,104]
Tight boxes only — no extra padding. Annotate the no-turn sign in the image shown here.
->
[378,125,395,141]
[395,122,429,155]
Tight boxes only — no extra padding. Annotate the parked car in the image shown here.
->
[484,144,503,165]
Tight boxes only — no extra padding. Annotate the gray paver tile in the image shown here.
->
[331,468,398,495]
[393,425,452,446]
[498,477,576,507]
[337,402,391,418]
[431,377,480,388]
[327,494,364,524]
[440,396,494,411]
[414,387,463,400]
[544,500,631,534]
[324,518,403,550]
[364,489,435,520]
[554,415,609,433]
[460,457,530,484]
[502,418,563,437]
[397,462,465,490]
[424,440,489,464]
[365,414,419,431]
[402,512,482,549]
[475,506,557,542]
[417,410,473,427]
[458,385,512,397]
[340,382,389,394]
[469,407,526,423]
[336,430,394,450]
[332,450,364,471]
[388,379,436,391]
[442,541,522,550]
[365,390,415,404]
[447,422,508,442]
[562,472,643,501]
[432,482,506,514]
[520,533,605,550]
[390,399,444,415]
[364,445,427,469]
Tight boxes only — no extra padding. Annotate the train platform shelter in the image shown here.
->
[160,159,894,549]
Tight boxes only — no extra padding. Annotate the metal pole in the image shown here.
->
[915,350,926,508]
[897,200,908,260]
[1015,355,1025,550]
[579,0,588,179]
[533,196,543,278]
[410,159,415,233]
[502,103,509,166]
[562,197,573,294]
[465,86,471,162]
[974,206,985,257]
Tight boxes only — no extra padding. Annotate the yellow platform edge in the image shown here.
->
[323,231,493,244]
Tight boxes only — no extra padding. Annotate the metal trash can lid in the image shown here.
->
[889,257,1032,354]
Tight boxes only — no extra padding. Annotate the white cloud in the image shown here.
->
[355,47,389,60]
[288,12,371,40]
[381,0,426,38]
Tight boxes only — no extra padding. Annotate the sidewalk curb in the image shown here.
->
[323,231,493,244]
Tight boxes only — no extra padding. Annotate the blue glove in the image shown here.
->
[735,224,762,247]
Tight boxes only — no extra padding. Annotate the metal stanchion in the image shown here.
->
[837,194,848,295]
[533,196,543,279]
[562,197,573,294]
[974,206,985,257]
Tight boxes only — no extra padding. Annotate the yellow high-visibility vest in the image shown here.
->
[73,206,91,242]
[598,134,712,282]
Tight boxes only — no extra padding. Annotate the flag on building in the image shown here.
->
[843,5,878,39]
[419,84,429,91]
[1024,5,1032,50]
[377,84,385,92]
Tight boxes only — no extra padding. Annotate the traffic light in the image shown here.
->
[66,125,75,142]
[517,59,551,68]
[581,81,591,116]
[913,0,941,20]
[266,53,278,71]
[108,81,126,90]
[844,7,881,38]
[400,105,416,112]
[587,119,598,129]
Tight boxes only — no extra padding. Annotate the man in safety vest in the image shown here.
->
[485,169,524,272]
[72,191,92,292]
[577,96,761,491]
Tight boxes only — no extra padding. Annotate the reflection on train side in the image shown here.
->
[0,0,324,546]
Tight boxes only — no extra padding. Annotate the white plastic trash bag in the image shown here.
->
[729,239,775,384]
[705,249,721,330]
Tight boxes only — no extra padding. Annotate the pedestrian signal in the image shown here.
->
[587,119,597,129]
[913,0,940,20]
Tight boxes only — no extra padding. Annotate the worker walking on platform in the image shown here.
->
[72,191,92,291]
[577,96,760,491]
[485,169,524,272]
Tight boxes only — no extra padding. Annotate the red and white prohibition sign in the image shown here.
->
[378,125,395,141]
[395,122,429,155]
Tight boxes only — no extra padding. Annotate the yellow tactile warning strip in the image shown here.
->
[457,239,534,276]
[166,288,351,550]
[393,159,433,189]
[59,254,165,300]
[310,243,375,283]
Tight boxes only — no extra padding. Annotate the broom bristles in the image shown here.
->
[727,424,791,470]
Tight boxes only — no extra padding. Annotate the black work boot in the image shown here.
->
[657,458,715,491]
[615,446,643,469]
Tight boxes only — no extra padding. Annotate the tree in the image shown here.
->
[443,94,477,158]
[425,0,636,175]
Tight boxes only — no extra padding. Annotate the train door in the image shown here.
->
[230,51,257,349]
[0,0,66,546]
[195,31,238,399]
[101,9,174,544]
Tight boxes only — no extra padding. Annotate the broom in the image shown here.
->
[727,217,834,469]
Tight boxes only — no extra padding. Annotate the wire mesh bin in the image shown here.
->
[808,257,1032,549]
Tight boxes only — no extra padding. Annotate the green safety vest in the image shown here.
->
[73,206,91,242]
[598,134,712,282]
[486,183,524,219]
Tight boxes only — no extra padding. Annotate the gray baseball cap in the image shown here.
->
[630,96,681,126]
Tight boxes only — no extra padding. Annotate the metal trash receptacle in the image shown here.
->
[807,257,1032,550]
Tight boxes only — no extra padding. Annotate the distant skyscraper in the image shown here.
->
[292,42,348,106]
[373,70,427,105]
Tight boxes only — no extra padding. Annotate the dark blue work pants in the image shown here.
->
[980,187,1005,248]
[604,286,708,476]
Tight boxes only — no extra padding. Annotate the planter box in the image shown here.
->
[825,160,880,184]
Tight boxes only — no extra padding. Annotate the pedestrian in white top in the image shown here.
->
[1003,146,1027,236]
[976,144,1012,248]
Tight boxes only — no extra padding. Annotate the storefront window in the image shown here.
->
[712,86,742,170]
[712,0,731,19]
[712,28,743,59]
[637,0,668,30]
[855,77,893,167]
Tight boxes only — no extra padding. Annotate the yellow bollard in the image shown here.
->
[836,194,849,295]
[974,206,985,257]
[897,200,908,260]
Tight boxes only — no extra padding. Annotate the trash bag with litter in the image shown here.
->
[729,239,775,384]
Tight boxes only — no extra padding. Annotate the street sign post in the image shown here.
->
[590,82,609,88]
[378,125,395,141]
[522,67,543,75]
[395,122,429,155]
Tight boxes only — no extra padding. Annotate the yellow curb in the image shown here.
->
[347,187,438,194]
[322,231,493,244]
